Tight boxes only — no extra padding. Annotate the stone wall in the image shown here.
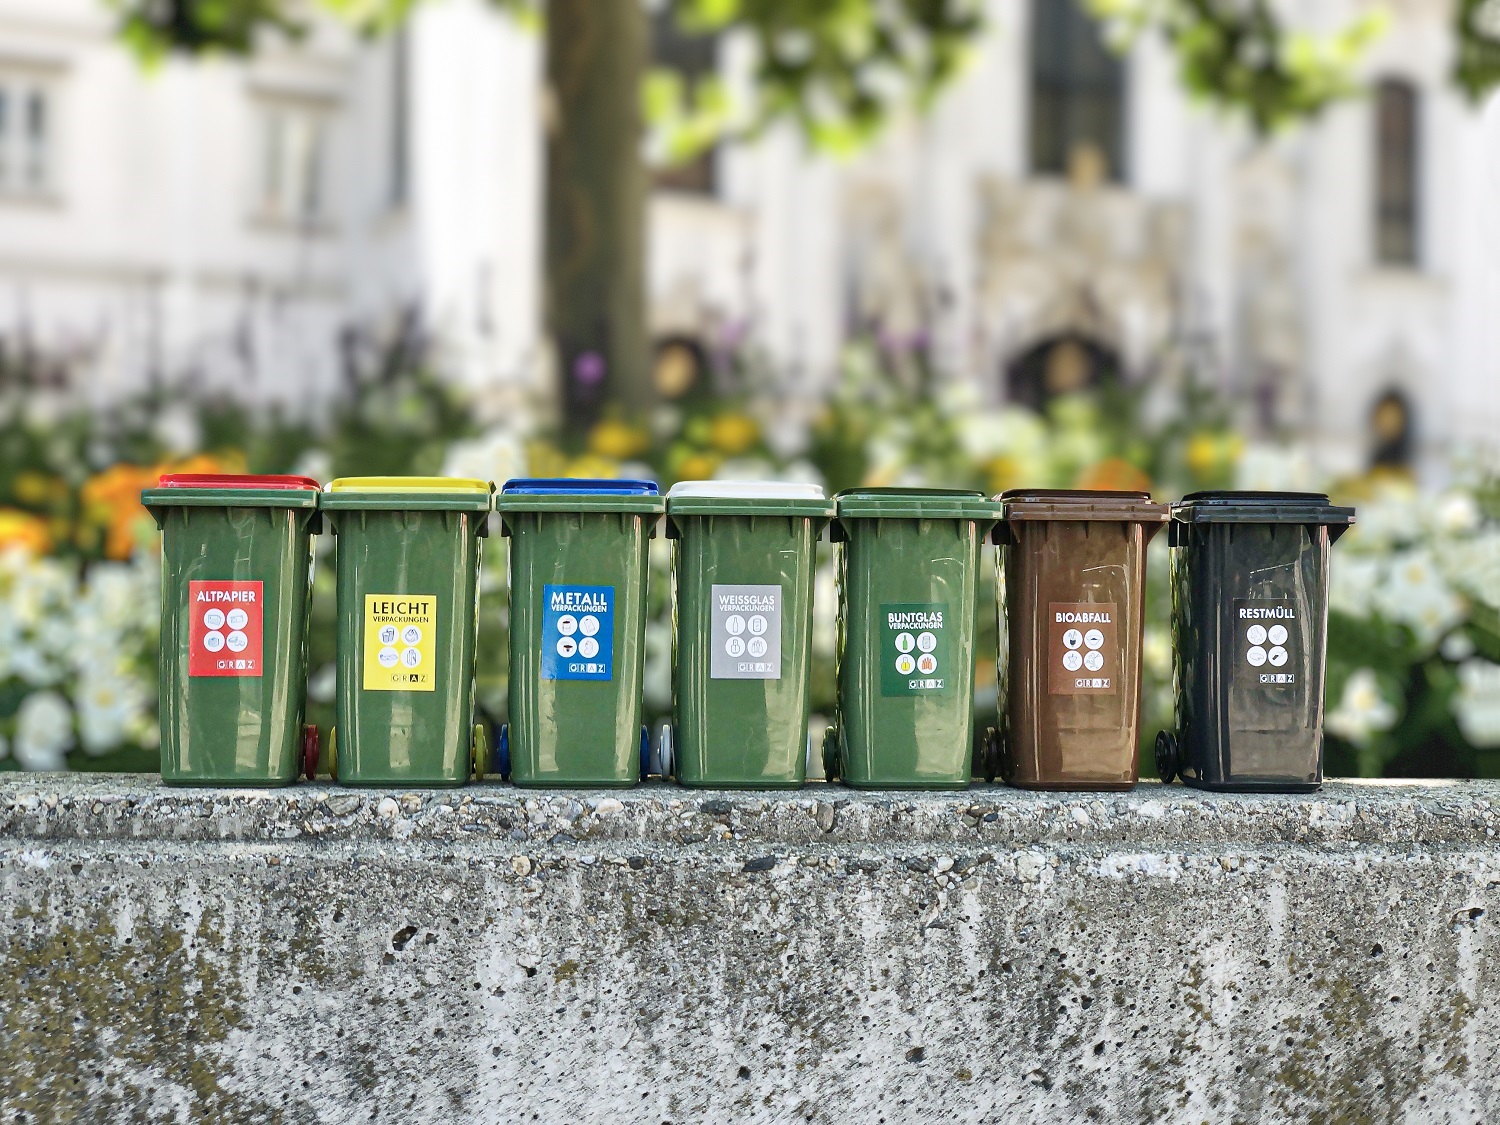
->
[3,775,1497,1122]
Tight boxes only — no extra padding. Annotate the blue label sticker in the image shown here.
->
[541,585,614,681]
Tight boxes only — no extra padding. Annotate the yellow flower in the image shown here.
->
[708,412,759,456]
[675,453,721,482]
[1075,457,1152,493]
[587,419,651,460]
[566,455,621,480]
[0,508,52,555]
[13,471,67,507]
[984,455,1025,495]
[526,441,570,479]
[1184,434,1218,477]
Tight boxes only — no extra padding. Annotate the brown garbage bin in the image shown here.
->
[991,489,1168,790]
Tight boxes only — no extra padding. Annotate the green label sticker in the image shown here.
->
[880,603,950,696]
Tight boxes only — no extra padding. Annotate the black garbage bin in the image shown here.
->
[1155,491,1355,792]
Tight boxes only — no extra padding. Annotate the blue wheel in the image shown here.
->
[498,723,511,781]
[639,725,651,780]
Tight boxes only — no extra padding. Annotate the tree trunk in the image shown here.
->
[545,0,652,439]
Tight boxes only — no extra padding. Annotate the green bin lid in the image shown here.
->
[665,480,834,519]
[1001,489,1169,523]
[835,487,1000,522]
[320,476,494,512]
[1172,490,1356,527]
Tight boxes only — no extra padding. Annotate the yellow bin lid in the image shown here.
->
[328,476,492,493]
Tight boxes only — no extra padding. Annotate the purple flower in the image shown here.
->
[573,351,606,387]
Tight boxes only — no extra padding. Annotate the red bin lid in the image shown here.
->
[157,473,321,491]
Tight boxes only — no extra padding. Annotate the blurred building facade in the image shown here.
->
[0,0,1495,478]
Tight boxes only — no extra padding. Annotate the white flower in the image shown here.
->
[1329,554,1382,619]
[1454,659,1500,748]
[14,691,74,771]
[1434,532,1500,610]
[10,644,64,688]
[75,671,148,756]
[1325,669,1398,747]
[1235,444,1315,492]
[1432,491,1481,535]
[1370,547,1466,650]
[1441,631,1477,662]
[308,662,337,705]
[442,429,526,487]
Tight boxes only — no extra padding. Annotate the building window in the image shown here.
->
[257,101,327,226]
[0,75,56,198]
[1370,388,1414,468]
[649,9,716,195]
[1374,79,1419,268]
[1029,0,1126,183]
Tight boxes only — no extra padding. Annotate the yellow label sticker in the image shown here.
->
[363,594,437,692]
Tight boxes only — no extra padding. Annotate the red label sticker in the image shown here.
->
[189,580,265,677]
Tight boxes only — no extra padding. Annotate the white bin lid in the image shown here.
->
[666,480,826,500]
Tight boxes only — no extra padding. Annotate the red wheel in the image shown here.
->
[303,725,320,781]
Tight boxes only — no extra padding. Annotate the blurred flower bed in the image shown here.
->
[1,340,1496,778]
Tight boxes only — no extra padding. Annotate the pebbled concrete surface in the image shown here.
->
[2,775,1497,1123]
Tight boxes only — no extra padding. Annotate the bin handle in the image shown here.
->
[1168,520,1185,548]
[990,522,1014,547]
[1328,522,1352,544]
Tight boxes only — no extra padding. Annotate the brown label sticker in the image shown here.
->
[1048,601,1119,695]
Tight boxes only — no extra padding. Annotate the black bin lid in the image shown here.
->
[1172,491,1356,527]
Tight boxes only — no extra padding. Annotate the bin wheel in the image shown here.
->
[303,725,320,782]
[472,724,488,782]
[821,725,839,783]
[639,726,651,781]
[658,723,674,781]
[981,726,1000,784]
[498,724,511,782]
[1154,730,1179,785]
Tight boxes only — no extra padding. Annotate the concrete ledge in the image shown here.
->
[3,776,1498,1121]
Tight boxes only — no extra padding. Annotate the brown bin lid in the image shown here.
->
[999,489,1169,523]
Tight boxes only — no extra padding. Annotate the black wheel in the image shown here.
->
[1154,730,1179,784]
[981,726,1000,784]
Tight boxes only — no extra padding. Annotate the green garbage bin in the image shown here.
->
[824,488,1000,789]
[320,476,493,787]
[497,478,663,787]
[1155,491,1355,792]
[666,481,834,788]
[992,489,1168,791]
[142,473,322,786]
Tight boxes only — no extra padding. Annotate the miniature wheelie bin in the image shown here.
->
[496,479,663,787]
[142,473,322,786]
[321,477,493,786]
[824,488,1001,789]
[991,489,1168,790]
[665,481,834,788]
[1154,491,1355,792]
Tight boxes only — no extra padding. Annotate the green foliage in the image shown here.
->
[108,0,305,61]
[1088,0,1389,134]
[668,0,983,155]
[1453,0,1500,100]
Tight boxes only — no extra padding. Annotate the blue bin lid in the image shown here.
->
[500,478,659,496]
